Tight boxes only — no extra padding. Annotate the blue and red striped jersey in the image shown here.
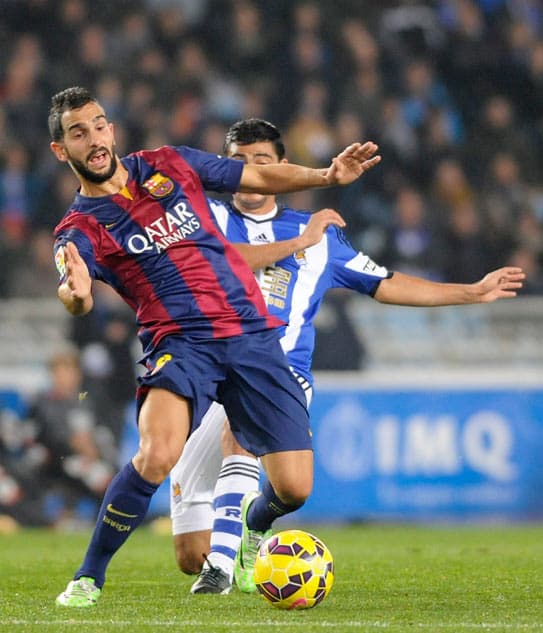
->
[54,145,283,353]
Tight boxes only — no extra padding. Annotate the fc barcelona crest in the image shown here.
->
[143,172,174,198]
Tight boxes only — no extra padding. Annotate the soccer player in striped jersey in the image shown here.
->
[48,87,382,607]
[169,118,525,595]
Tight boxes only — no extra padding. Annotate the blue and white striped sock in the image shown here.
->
[206,455,260,580]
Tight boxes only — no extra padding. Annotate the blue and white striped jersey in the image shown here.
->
[209,200,391,387]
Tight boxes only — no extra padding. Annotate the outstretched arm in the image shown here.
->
[57,242,94,316]
[232,208,345,271]
[238,142,381,194]
[374,268,525,306]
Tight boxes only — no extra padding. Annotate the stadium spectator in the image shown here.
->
[430,157,476,213]
[0,404,49,527]
[70,282,138,450]
[469,94,537,184]
[0,142,41,244]
[285,79,336,167]
[26,346,115,528]
[312,290,368,371]
[508,246,543,295]
[7,229,60,298]
[441,199,498,284]
[0,1,540,305]
[383,185,444,280]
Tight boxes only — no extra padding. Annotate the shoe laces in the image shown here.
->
[243,530,264,567]
[199,555,228,588]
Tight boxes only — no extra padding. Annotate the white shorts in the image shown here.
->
[170,401,226,536]
[170,386,312,536]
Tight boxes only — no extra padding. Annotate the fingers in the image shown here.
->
[320,208,346,227]
[64,241,81,261]
[355,141,380,159]
[362,155,382,170]
[62,242,88,294]
[332,142,382,180]
[336,141,380,160]
[335,143,362,158]
[494,266,525,278]
[485,267,526,287]
[500,283,523,291]
[497,291,518,299]
[312,208,346,226]
[311,208,346,227]
[498,272,526,285]
[301,209,346,247]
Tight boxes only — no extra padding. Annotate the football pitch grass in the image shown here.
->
[1,523,542,632]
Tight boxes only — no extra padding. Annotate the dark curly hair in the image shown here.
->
[48,86,98,141]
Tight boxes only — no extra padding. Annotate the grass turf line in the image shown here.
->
[0,524,542,633]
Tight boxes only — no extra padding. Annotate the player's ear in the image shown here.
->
[280,157,289,164]
[50,141,69,162]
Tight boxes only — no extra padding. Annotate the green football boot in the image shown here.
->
[234,491,272,593]
[55,577,101,607]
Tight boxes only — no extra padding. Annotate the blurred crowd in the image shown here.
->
[0,346,118,529]
[1,0,543,527]
[1,0,543,298]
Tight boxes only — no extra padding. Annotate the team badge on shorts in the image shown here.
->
[294,249,307,267]
[171,481,182,504]
[151,353,172,375]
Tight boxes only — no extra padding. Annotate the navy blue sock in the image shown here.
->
[246,480,304,532]
[75,461,159,588]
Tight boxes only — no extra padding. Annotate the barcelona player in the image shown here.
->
[168,119,525,594]
[48,87,381,607]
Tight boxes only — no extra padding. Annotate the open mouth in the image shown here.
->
[88,149,109,169]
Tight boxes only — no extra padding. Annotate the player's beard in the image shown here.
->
[68,144,119,184]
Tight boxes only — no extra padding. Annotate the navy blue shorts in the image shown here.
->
[136,329,311,456]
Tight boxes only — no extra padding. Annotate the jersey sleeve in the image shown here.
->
[328,227,391,296]
[174,146,244,193]
[53,226,97,283]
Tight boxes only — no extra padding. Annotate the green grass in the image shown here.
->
[1,523,543,632]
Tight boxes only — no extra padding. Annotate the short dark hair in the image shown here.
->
[48,86,98,141]
[223,118,285,160]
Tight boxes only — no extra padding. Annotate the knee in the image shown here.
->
[262,450,313,507]
[175,549,204,576]
[273,478,312,507]
[134,442,181,483]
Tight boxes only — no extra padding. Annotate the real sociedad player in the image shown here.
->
[168,118,526,595]
[48,88,382,607]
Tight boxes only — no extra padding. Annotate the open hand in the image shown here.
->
[475,266,525,302]
[324,141,381,186]
[63,242,92,301]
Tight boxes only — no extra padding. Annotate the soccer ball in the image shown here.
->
[254,529,334,609]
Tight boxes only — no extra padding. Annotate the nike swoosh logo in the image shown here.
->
[106,503,137,518]
[104,222,116,229]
